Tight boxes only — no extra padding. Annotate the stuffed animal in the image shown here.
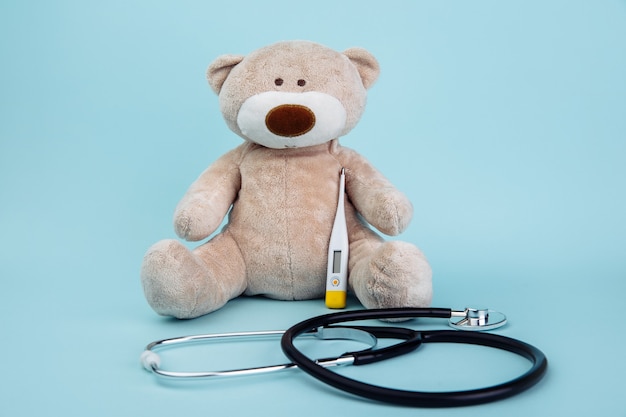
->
[141,40,432,319]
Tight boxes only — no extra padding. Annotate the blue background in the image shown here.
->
[1,1,625,416]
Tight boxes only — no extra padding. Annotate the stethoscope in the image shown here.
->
[141,307,548,407]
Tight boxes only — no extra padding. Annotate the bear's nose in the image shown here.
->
[265,104,316,137]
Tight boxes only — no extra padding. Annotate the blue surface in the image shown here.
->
[1,1,625,416]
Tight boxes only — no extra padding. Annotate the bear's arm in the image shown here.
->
[336,146,413,236]
[173,144,247,241]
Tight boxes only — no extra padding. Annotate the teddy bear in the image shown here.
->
[141,40,432,319]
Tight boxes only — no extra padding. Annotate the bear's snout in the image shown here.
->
[265,104,316,137]
[237,91,346,148]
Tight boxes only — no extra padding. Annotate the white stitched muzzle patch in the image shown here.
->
[237,91,347,149]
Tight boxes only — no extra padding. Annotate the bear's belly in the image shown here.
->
[227,147,343,300]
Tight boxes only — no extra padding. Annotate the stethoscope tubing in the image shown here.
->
[281,307,548,407]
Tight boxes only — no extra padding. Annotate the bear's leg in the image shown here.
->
[140,232,246,319]
[348,237,433,310]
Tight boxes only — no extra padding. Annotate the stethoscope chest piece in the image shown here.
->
[448,308,507,331]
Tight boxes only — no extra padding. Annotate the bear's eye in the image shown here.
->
[297,79,306,87]
[274,78,284,86]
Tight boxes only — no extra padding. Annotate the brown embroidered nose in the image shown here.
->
[265,104,316,137]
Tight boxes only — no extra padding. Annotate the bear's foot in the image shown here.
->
[350,241,432,310]
[141,239,226,319]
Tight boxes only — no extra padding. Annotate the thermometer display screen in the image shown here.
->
[332,251,342,274]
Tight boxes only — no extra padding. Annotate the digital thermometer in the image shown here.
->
[325,168,349,309]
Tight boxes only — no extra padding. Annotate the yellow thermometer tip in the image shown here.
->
[325,291,347,309]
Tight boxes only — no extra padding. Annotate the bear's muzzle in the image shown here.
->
[265,104,316,137]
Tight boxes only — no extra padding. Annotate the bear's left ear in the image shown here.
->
[343,47,380,89]
[207,54,245,94]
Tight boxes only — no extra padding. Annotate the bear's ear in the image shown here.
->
[206,54,245,94]
[343,47,380,90]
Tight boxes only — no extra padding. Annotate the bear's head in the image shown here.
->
[207,41,380,149]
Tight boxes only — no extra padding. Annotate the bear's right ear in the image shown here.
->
[207,54,245,94]
[343,47,380,90]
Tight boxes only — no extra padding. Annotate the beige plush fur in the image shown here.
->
[141,41,432,319]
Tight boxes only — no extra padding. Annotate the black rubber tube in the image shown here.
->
[337,325,423,366]
[281,308,548,407]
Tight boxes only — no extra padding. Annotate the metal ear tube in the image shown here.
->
[140,327,378,379]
